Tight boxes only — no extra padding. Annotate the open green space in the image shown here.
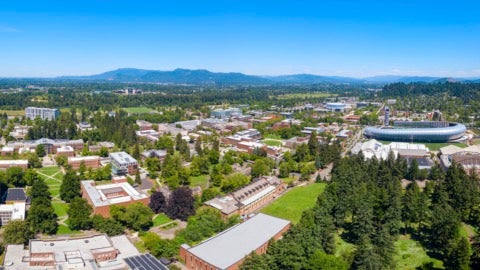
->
[279,176,296,185]
[53,202,69,217]
[123,107,155,114]
[49,188,60,198]
[190,174,209,189]
[264,134,282,140]
[334,232,356,258]
[394,235,443,270]
[262,139,283,147]
[0,110,25,116]
[152,213,172,227]
[56,224,79,235]
[38,166,63,177]
[261,183,326,224]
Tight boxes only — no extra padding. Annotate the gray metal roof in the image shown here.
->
[186,213,290,269]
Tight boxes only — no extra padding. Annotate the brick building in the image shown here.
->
[204,176,285,219]
[0,160,28,170]
[3,234,139,270]
[180,213,290,270]
[68,156,101,170]
[81,180,149,217]
[7,138,83,154]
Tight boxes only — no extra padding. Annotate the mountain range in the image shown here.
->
[58,68,480,85]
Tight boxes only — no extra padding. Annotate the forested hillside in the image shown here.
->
[241,153,480,269]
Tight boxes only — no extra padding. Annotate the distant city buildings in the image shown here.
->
[81,179,149,217]
[25,107,60,121]
[109,152,138,175]
[211,107,242,119]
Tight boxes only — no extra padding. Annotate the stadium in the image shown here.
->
[363,121,466,143]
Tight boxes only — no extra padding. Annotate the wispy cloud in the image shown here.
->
[0,25,20,33]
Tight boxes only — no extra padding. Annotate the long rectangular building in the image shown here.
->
[25,107,60,120]
[204,176,285,219]
[180,213,290,270]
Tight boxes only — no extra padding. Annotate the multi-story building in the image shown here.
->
[25,107,60,120]
[180,213,290,270]
[7,138,84,154]
[210,107,242,119]
[0,202,25,225]
[68,156,101,170]
[56,145,75,157]
[204,176,285,219]
[3,234,140,269]
[0,160,28,170]
[81,180,149,217]
[109,152,138,175]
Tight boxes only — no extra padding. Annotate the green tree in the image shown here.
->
[68,197,93,230]
[308,130,318,155]
[2,220,34,245]
[251,159,269,178]
[6,166,25,187]
[307,250,348,270]
[407,159,419,180]
[60,169,81,203]
[35,144,46,157]
[30,178,50,200]
[27,197,58,234]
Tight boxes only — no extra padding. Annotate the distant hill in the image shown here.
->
[60,68,270,85]
[57,68,480,85]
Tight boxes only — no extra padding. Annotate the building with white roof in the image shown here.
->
[109,152,138,175]
[81,180,149,217]
[180,213,290,270]
[0,202,26,225]
[3,234,139,270]
[25,107,60,120]
[0,160,28,170]
[204,176,285,218]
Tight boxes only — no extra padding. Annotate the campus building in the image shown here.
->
[3,234,140,269]
[25,107,60,120]
[6,138,84,154]
[0,160,28,170]
[204,176,285,219]
[0,189,26,226]
[364,121,466,143]
[211,107,242,119]
[109,152,138,175]
[81,180,149,217]
[68,156,101,170]
[180,213,291,270]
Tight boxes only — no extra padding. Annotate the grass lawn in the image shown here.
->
[262,139,283,147]
[152,213,172,227]
[394,235,443,270]
[190,174,209,189]
[56,224,79,235]
[38,166,62,177]
[261,183,326,224]
[334,232,356,258]
[45,177,61,186]
[123,107,155,114]
[49,188,60,198]
[53,202,69,217]
[279,176,296,185]
[264,134,282,140]
[0,110,25,116]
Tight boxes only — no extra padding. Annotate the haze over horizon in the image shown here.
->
[1,0,479,78]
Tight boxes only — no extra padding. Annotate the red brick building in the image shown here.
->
[180,213,290,270]
[81,180,149,217]
[68,156,101,170]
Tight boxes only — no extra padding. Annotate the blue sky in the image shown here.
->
[1,0,479,77]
